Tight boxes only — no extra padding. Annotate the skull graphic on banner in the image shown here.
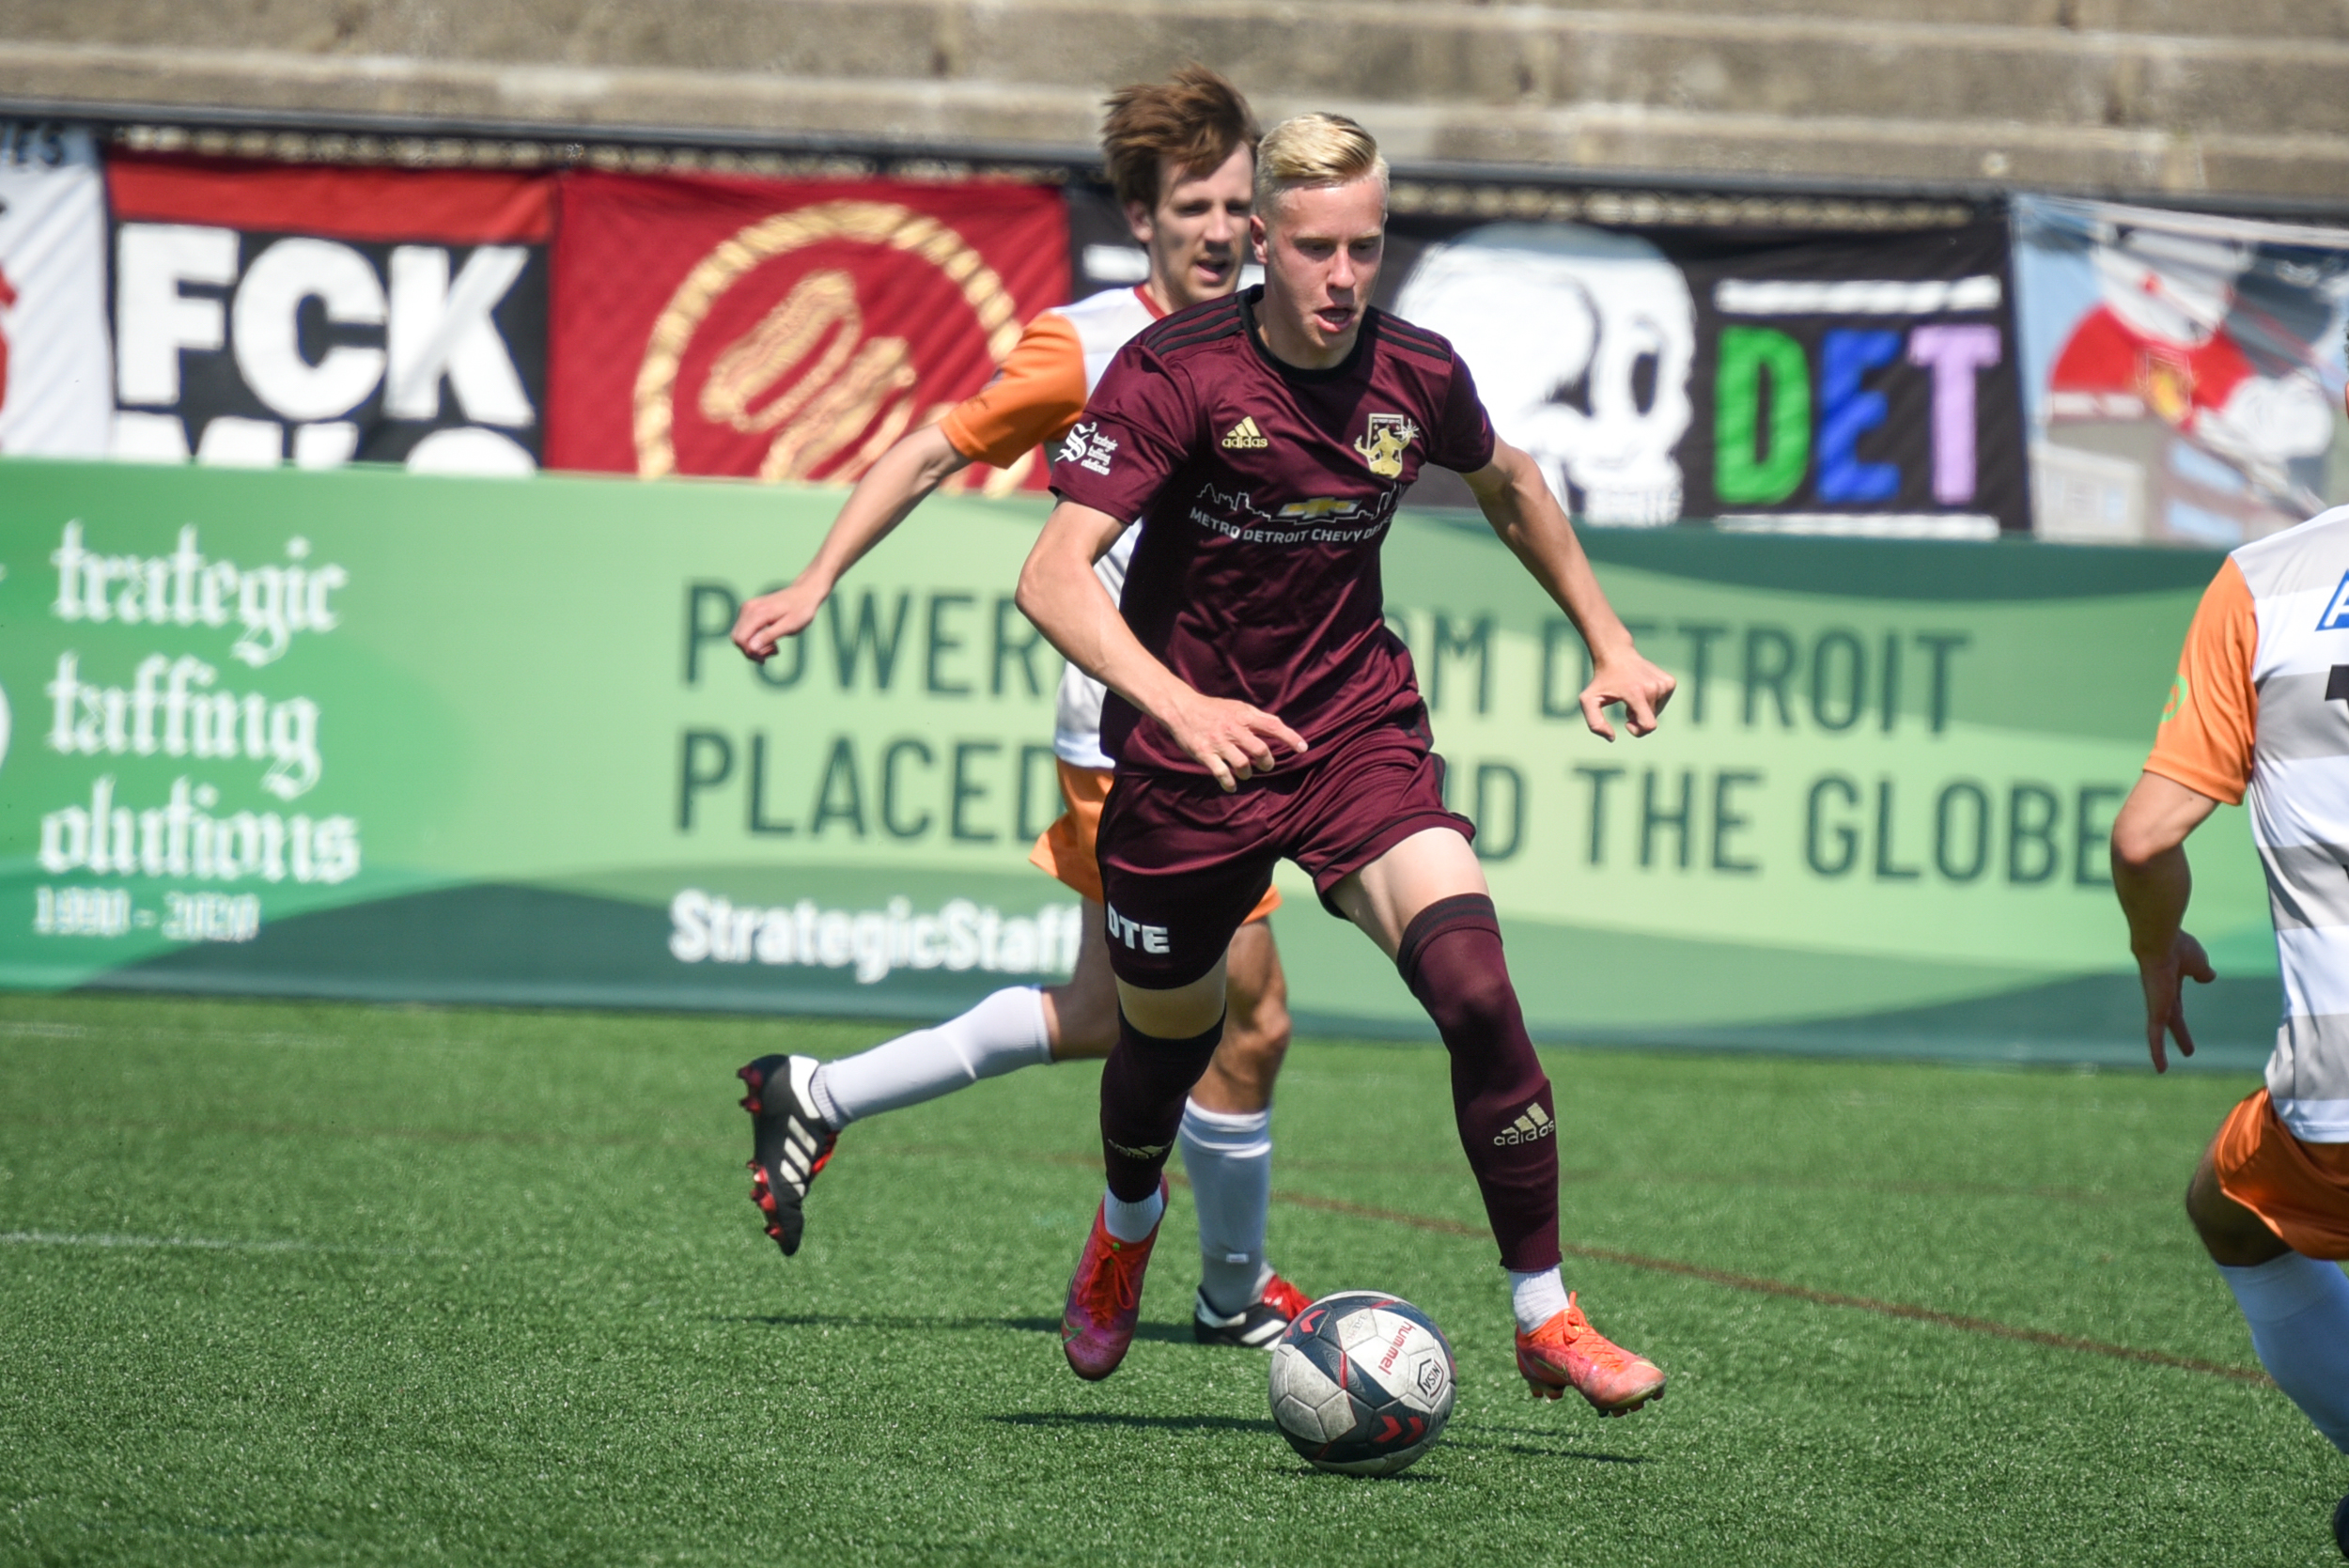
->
[1397,224,1695,526]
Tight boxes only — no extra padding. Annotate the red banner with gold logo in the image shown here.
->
[544,172,1067,489]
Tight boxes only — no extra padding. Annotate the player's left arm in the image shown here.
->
[2110,773,2220,1073]
[2109,558,2255,1072]
[1460,439,1675,740]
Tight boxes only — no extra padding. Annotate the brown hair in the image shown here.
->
[1101,66,1259,213]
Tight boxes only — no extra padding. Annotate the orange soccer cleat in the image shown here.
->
[1515,1292,1667,1416]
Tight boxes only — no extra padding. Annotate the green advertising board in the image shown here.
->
[0,458,2278,1065]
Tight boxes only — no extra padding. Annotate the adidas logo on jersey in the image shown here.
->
[1492,1102,1555,1146]
[1221,416,1269,450]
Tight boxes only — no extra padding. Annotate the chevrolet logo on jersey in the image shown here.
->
[1275,496,1371,520]
[1353,412,1419,478]
[1221,416,1269,450]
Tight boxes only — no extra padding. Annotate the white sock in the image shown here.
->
[1103,1184,1165,1243]
[1509,1266,1570,1332]
[1180,1100,1274,1316]
[810,986,1051,1127]
[2217,1252,2349,1452]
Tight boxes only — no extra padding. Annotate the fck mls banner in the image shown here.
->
[0,458,2276,1064]
[1379,215,2030,536]
[543,172,1067,492]
[104,153,553,474]
[2014,194,2349,550]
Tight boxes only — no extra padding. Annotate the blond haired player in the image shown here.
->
[2113,491,2349,1553]
[1023,112,1674,1408]
[728,68,1313,1347]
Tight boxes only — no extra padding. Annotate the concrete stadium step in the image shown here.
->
[10,42,2349,204]
[12,0,2349,138]
[1264,0,2349,41]
[8,0,2349,203]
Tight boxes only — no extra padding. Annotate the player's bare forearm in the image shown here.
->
[1462,442,1675,740]
[732,422,972,660]
[2110,770,2221,1071]
[1017,501,1307,791]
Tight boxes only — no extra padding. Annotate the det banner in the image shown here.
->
[2013,194,2349,549]
[103,154,554,474]
[543,172,1068,491]
[0,123,113,457]
[1379,215,2030,537]
[0,461,2278,1063]
[1083,186,2031,539]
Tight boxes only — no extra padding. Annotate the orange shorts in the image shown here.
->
[2211,1090,2349,1261]
[1029,759,1281,923]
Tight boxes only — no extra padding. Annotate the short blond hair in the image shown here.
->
[1253,113,1388,221]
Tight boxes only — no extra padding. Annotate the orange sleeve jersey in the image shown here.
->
[938,311,1086,469]
[2144,556,2259,805]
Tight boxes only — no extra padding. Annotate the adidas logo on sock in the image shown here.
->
[1492,1102,1555,1146]
[1221,416,1269,450]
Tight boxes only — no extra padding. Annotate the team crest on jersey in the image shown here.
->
[1221,416,1269,450]
[1353,413,1419,478]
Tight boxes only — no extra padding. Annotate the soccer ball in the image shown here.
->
[1268,1291,1456,1476]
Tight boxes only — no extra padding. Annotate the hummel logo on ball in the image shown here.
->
[1493,1102,1555,1146]
[1221,416,1269,450]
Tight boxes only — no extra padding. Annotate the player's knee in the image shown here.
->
[1048,978,1120,1057]
[1230,980,1292,1062]
[1417,952,1517,1036]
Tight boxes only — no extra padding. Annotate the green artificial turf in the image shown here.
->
[0,991,2340,1566]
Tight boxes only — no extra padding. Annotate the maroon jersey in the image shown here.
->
[1049,287,1496,776]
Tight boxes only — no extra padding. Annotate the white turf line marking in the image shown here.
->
[0,1231,445,1257]
[0,1020,352,1048]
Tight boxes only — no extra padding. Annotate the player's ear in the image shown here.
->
[1126,199,1156,247]
[1250,212,1268,265]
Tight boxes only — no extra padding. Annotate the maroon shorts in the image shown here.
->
[1095,706,1476,987]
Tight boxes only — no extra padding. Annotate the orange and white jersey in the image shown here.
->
[2149,505,2349,1140]
[940,285,1164,769]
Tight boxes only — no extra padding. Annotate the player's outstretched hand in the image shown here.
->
[733,581,826,661]
[2137,929,2215,1074]
[1167,694,1308,793]
[1579,652,1677,741]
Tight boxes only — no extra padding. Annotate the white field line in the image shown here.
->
[0,1230,443,1257]
[0,1020,352,1048]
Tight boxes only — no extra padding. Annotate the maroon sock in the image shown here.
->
[1396,893,1562,1273]
[1099,1009,1225,1203]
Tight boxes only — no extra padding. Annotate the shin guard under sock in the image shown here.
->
[2218,1252,2349,1452]
[1099,1009,1225,1203]
[1181,1101,1275,1316]
[1397,893,1561,1273]
[813,986,1051,1126]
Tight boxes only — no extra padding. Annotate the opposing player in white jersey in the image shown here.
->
[2112,497,2349,1552]
[726,68,1312,1346]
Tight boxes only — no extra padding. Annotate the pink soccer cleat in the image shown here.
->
[1060,1183,1166,1381]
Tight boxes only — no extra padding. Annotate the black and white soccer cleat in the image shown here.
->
[737,1054,837,1257]
[1191,1273,1314,1348]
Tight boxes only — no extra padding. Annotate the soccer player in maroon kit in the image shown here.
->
[1018,113,1677,1412]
